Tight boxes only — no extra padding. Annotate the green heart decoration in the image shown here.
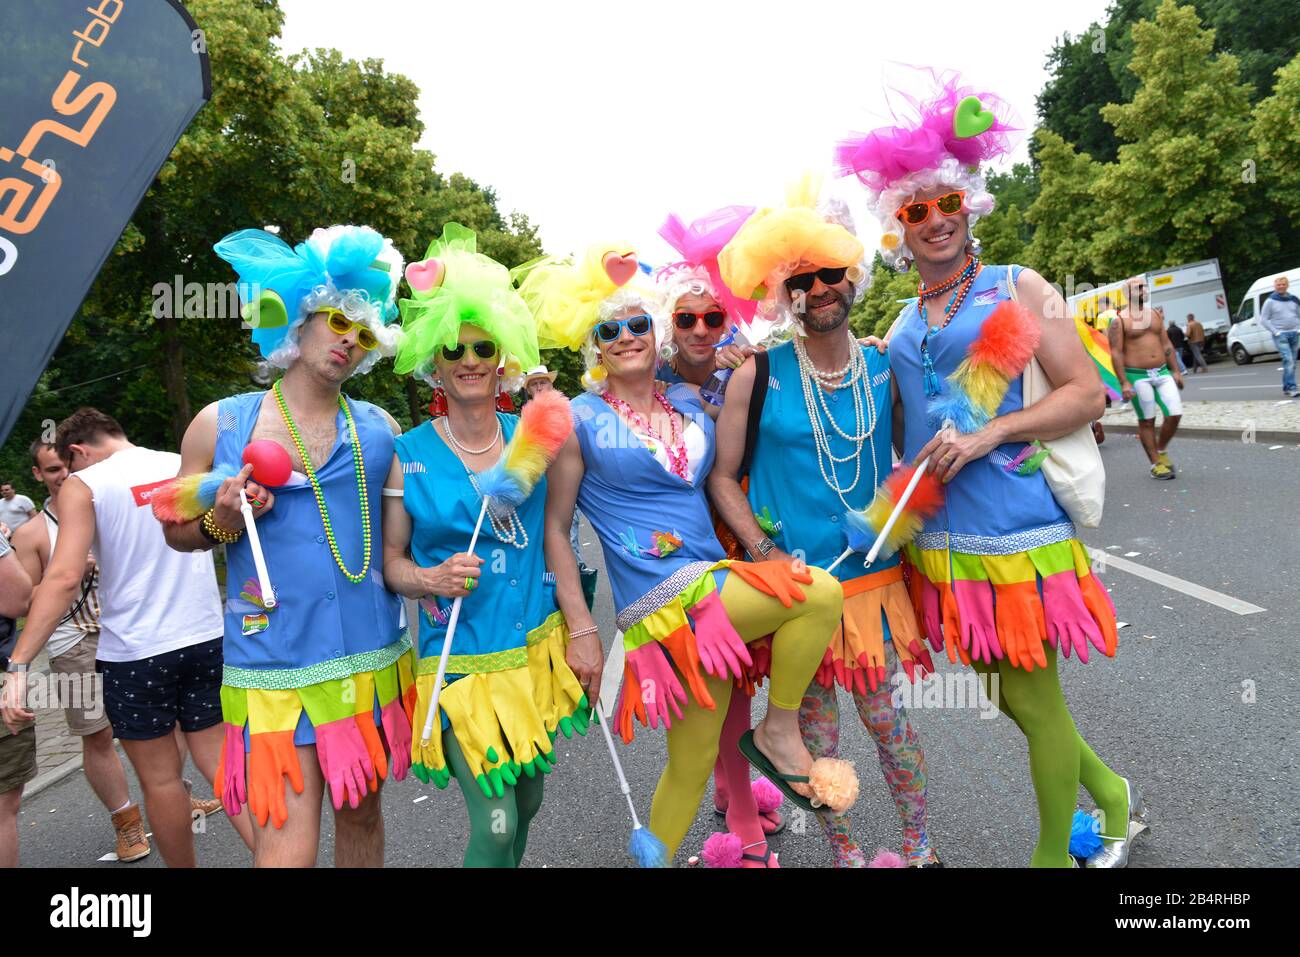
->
[953,95,995,139]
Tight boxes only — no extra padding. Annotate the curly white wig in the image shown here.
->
[580,286,674,392]
[869,157,994,267]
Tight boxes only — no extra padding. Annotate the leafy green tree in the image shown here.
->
[850,257,918,339]
[1251,53,1300,233]
[1024,130,1104,284]
[1037,0,1297,165]
[1,0,543,492]
[1090,0,1264,287]
[975,203,1029,269]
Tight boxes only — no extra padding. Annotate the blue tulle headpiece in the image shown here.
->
[214,224,404,368]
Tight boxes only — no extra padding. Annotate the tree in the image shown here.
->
[1090,0,1263,286]
[0,0,543,494]
[1024,130,1104,285]
[850,257,918,339]
[1251,54,1300,233]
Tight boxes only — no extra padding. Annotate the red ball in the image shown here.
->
[242,440,292,487]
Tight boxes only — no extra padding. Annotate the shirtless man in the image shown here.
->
[1109,277,1184,479]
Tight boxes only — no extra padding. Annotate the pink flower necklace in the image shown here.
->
[602,389,690,480]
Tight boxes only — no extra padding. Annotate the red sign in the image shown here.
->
[130,478,171,507]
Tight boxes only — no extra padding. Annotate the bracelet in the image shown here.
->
[200,509,243,545]
[568,625,599,639]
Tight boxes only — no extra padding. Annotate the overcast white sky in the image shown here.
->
[277,0,1113,264]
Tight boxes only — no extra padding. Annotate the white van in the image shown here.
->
[1228,267,1300,364]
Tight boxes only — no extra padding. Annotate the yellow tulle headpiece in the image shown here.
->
[513,242,654,352]
[718,173,864,301]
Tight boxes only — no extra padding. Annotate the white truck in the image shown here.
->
[1067,258,1231,359]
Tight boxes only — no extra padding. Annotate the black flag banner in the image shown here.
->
[0,1,209,445]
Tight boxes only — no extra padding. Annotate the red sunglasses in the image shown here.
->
[673,310,726,330]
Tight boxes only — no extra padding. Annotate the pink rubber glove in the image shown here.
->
[314,717,375,811]
[918,577,945,653]
[688,591,753,680]
[1041,571,1106,663]
[379,698,412,782]
[951,578,1003,665]
[624,641,688,730]
[218,722,246,817]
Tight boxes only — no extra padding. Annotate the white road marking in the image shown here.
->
[1197,385,1291,390]
[1089,549,1266,615]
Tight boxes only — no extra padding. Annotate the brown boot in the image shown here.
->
[182,777,224,818]
[112,804,151,863]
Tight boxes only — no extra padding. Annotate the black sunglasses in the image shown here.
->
[784,266,849,295]
[595,314,653,343]
[441,339,498,362]
[673,310,726,330]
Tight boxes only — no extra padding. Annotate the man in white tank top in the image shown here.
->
[10,440,147,862]
[2,409,254,865]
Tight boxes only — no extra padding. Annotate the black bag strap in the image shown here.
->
[738,350,769,481]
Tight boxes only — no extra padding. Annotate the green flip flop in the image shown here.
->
[737,730,815,813]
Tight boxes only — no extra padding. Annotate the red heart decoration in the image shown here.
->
[602,251,638,287]
[405,257,445,293]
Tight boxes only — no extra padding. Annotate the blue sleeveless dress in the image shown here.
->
[745,341,929,689]
[572,385,810,740]
[890,265,1118,670]
[213,390,414,825]
[396,414,586,791]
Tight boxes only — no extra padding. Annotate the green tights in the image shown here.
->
[973,648,1128,867]
[444,730,545,868]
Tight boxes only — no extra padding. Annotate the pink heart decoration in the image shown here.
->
[602,251,638,287]
[405,257,445,293]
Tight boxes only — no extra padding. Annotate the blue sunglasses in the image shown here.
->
[595,314,653,343]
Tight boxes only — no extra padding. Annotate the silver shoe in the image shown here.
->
[1086,778,1150,869]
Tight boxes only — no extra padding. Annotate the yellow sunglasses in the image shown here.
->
[320,309,378,351]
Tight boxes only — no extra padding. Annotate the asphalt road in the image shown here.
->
[1176,356,1292,402]
[17,437,1299,868]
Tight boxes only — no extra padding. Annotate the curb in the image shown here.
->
[1100,423,1299,445]
[26,753,85,798]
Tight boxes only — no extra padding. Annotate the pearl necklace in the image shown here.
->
[792,330,879,511]
[443,431,529,550]
[442,415,502,456]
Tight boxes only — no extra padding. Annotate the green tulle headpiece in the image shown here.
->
[395,223,540,379]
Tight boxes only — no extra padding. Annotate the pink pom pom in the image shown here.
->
[700,832,744,868]
[751,777,782,814]
[809,758,859,814]
[868,849,907,868]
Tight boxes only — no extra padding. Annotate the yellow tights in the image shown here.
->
[648,566,842,859]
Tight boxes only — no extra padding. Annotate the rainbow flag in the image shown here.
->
[1075,315,1121,400]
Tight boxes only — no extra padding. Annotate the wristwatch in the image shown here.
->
[749,536,777,560]
[4,662,30,673]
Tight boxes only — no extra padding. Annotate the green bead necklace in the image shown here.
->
[273,380,372,583]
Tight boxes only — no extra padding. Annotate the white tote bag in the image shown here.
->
[1010,267,1106,528]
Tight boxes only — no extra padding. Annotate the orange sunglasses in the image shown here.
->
[895,190,966,226]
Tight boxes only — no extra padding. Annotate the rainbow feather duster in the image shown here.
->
[927,299,1040,434]
[843,465,946,560]
[150,465,237,523]
[476,389,573,511]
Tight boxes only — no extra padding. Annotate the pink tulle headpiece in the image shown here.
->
[655,205,758,326]
[834,66,1022,194]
